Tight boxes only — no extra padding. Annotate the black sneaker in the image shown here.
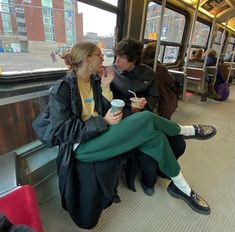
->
[142,184,155,196]
[167,181,211,215]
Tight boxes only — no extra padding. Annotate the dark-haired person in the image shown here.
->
[48,41,216,229]
[111,38,186,196]
[206,49,226,85]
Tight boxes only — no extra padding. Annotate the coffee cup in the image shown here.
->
[130,97,141,113]
[111,99,125,113]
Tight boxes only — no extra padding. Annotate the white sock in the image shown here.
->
[179,125,195,136]
[171,171,191,196]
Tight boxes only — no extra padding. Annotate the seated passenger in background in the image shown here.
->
[189,49,197,60]
[205,49,225,100]
[187,49,220,100]
[187,49,204,68]
[206,49,225,85]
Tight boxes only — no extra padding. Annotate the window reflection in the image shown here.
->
[145,2,185,43]
[192,21,210,47]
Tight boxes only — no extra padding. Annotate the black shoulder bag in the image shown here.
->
[32,80,71,147]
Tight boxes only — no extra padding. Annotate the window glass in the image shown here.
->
[77,2,116,66]
[144,2,185,43]
[229,36,235,44]
[163,46,179,63]
[214,30,223,43]
[42,0,53,8]
[144,1,185,64]
[224,36,235,61]
[0,0,117,73]
[192,21,210,47]
[212,44,220,52]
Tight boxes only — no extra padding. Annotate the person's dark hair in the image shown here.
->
[114,38,143,65]
[142,43,157,68]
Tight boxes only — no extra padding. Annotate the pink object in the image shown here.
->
[0,185,44,232]
[185,91,193,97]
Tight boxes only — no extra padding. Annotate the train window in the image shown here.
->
[0,0,118,74]
[163,46,179,64]
[77,2,116,66]
[224,36,235,60]
[144,1,186,64]
[213,29,223,51]
[214,30,223,43]
[192,21,210,47]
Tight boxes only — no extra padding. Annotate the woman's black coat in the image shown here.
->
[49,72,125,229]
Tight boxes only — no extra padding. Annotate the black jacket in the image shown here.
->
[49,72,125,229]
[111,64,159,117]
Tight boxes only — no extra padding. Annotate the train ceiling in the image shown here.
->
[182,0,235,32]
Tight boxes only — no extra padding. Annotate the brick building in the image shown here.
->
[0,0,83,53]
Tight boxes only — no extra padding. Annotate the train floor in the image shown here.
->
[38,84,235,232]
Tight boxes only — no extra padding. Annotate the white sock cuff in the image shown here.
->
[179,125,195,136]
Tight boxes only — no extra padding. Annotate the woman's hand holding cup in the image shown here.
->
[104,108,123,125]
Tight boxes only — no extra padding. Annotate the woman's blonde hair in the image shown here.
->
[61,42,97,71]
[195,49,203,60]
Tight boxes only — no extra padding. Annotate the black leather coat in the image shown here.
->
[49,72,125,229]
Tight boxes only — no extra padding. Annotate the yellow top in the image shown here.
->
[101,84,113,102]
[77,77,98,121]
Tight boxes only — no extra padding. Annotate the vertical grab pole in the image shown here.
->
[153,0,166,72]
[139,0,148,41]
[216,20,228,68]
[203,17,217,70]
[228,50,235,83]
[183,0,200,74]
[224,17,234,83]
[126,0,133,37]
[214,20,228,82]
[182,0,200,100]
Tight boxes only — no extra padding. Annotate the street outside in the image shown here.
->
[0,53,114,73]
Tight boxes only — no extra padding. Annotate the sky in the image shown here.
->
[77,1,117,37]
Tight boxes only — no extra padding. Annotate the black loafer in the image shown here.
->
[185,124,217,140]
[167,182,211,215]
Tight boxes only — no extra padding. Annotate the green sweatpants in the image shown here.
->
[75,111,181,177]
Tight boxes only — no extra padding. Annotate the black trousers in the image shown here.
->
[139,135,186,188]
